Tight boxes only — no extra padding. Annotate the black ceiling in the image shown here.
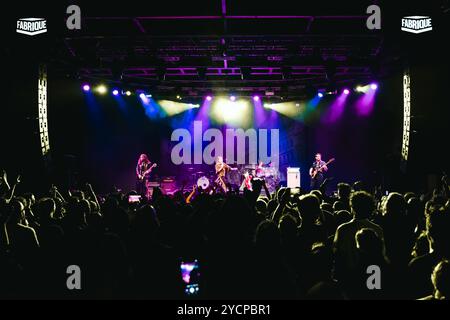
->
[5,0,448,99]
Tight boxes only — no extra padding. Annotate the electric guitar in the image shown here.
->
[138,163,157,181]
[310,158,335,179]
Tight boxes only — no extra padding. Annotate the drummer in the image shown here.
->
[255,161,265,178]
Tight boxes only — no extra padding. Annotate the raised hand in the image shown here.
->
[86,183,94,191]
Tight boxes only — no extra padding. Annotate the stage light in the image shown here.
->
[146,94,152,98]
[343,89,350,95]
[139,93,146,99]
[253,95,260,102]
[125,90,132,96]
[264,102,305,119]
[318,92,324,98]
[230,95,236,102]
[96,85,107,94]
[112,89,119,96]
[355,85,364,92]
[210,98,251,126]
[206,95,213,101]
[176,95,181,100]
[370,83,378,90]
[82,84,90,92]
[159,100,200,116]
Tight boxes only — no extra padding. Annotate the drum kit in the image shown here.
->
[186,167,213,191]
[253,165,280,193]
[187,164,279,193]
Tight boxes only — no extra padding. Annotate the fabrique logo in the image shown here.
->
[401,16,432,34]
[16,18,47,36]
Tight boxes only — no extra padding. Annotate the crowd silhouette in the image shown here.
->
[1,169,449,300]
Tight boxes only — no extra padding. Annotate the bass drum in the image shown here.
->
[226,168,242,187]
[197,176,210,190]
[264,175,280,194]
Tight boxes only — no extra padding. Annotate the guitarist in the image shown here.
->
[214,156,238,193]
[309,153,328,190]
[136,153,157,197]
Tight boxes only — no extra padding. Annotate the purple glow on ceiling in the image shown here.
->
[322,91,348,124]
[356,89,377,117]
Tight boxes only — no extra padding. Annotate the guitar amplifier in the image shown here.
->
[160,177,177,195]
[145,181,160,198]
[287,167,301,188]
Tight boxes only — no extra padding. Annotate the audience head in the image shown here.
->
[426,206,450,254]
[337,183,352,200]
[255,198,268,216]
[36,197,56,222]
[278,214,298,238]
[350,191,375,220]
[310,190,323,203]
[383,192,407,218]
[255,219,280,252]
[335,210,352,227]
[7,199,25,224]
[333,200,345,211]
[297,194,322,225]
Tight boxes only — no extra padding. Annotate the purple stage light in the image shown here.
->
[112,89,119,96]
[343,89,350,95]
[318,92,324,98]
[370,83,378,90]
[253,95,260,102]
[82,84,90,92]
[206,95,213,101]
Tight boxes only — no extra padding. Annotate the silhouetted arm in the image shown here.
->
[5,175,21,203]
[86,183,100,211]
[1,170,11,192]
[262,180,271,200]
[442,174,449,198]
[271,189,290,223]
[186,185,197,204]
[1,223,9,247]
[50,185,66,204]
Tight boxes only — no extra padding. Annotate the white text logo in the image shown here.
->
[401,16,432,34]
[16,18,47,36]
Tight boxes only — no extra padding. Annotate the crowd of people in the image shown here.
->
[1,169,449,299]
